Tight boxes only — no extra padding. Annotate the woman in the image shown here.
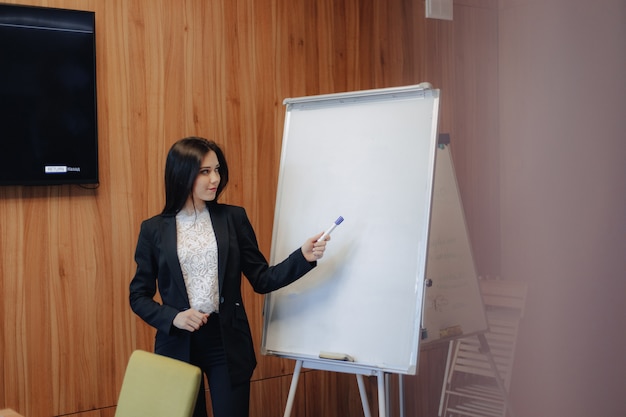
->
[129,137,328,417]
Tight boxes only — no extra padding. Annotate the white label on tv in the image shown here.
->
[45,166,68,174]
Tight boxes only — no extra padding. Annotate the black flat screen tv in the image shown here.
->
[0,4,98,186]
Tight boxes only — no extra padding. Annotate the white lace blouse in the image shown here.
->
[175,207,219,314]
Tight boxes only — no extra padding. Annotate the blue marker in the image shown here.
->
[317,216,344,242]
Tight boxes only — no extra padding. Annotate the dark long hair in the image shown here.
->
[161,137,229,215]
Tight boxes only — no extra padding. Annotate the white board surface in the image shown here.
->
[261,85,440,375]
[421,145,488,344]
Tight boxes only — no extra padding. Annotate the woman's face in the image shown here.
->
[190,150,221,206]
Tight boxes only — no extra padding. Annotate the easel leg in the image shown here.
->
[385,373,391,417]
[283,360,303,417]
[377,371,386,417]
[356,374,372,417]
[438,340,455,417]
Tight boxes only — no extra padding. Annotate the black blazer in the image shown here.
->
[129,202,315,385]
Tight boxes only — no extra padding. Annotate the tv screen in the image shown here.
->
[0,4,98,186]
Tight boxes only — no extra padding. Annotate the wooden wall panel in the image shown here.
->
[0,0,498,416]
[303,371,378,417]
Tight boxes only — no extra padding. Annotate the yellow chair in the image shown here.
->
[115,350,202,417]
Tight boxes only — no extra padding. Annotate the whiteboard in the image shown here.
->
[261,84,440,375]
[421,144,488,344]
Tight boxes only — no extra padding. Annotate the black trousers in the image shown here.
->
[190,313,250,417]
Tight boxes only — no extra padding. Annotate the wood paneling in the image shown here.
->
[0,0,498,416]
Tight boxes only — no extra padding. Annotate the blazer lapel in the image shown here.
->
[161,216,189,301]
[208,204,229,294]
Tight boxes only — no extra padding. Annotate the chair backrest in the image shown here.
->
[115,350,202,417]
[448,279,529,388]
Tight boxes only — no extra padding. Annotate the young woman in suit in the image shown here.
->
[129,137,328,417]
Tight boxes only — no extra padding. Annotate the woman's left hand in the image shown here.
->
[301,232,330,262]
